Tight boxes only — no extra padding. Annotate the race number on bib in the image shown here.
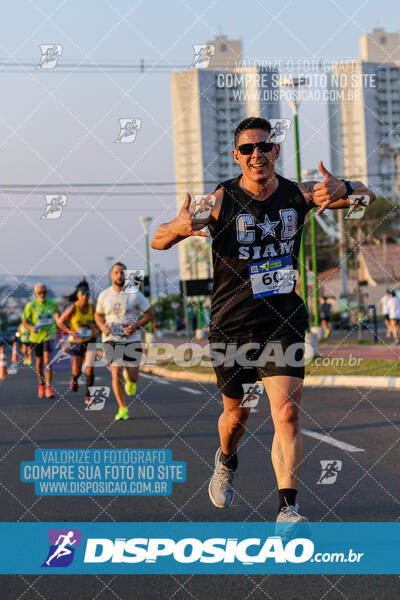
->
[37,315,52,327]
[248,255,298,298]
[108,322,126,337]
[77,326,92,338]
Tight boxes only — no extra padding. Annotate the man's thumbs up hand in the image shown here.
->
[318,160,332,181]
[312,160,347,215]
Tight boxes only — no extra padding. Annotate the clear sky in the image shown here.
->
[0,0,396,280]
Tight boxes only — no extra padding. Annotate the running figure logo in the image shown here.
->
[240,383,264,412]
[85,386,110,411]
[269,119,291,143]
[190,194,216,219]
[42,529,81,567]
[115,118,142,143]
[123,270,145,293]
[344,195,370,220]
[317,460,342,485]
[190,44,215,69]
[37,44,63,69]
[41,195,67,219]
[47,337,71,369]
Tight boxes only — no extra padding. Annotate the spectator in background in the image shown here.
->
[387,291,400,344]
[377,290,392,338]
[319,296,332,339]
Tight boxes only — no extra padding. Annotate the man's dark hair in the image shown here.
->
[234,117,271,147]
[111,261,127,272]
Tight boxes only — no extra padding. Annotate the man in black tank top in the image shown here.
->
[151,117,375,523]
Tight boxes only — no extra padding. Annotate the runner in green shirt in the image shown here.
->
[17,322,32,366]
[22,283,60,398]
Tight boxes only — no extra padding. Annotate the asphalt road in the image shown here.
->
[0,363,399,599]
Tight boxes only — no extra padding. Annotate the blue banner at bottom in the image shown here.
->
[0,522,398,574]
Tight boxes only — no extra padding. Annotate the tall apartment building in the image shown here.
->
[328,28,400,198]
[171,35,281,280]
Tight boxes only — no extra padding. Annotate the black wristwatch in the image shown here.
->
[342,179,355,197]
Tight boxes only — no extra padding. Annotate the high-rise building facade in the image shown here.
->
[328,28,400,198]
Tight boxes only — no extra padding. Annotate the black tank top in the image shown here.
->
[208,174,309,341]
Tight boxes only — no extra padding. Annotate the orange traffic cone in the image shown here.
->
[11,340,19,363]
[0,345,8,380]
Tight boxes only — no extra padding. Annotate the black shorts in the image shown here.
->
[20,340,30,347]
[32,340,52,358]
[102,342,143,367]
[211,328,306,399]
[383,314,389,320]
[68,339,96,357]
[320,315,330,322]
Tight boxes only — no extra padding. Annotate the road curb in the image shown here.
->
[304,375,400,389]
[140,366,400,389]
[141,365,216,383]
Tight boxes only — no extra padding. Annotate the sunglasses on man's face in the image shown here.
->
[77,291,89,296]
[37,290,47,295]
[237,141,274,155]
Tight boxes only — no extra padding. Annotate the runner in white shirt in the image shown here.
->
[387,291,400,344]
[95,262,155,420]
[377,290,392,338]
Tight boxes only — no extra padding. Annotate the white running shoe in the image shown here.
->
[276,503,308,524]
[208,448,235,509]
[275,503,311,542]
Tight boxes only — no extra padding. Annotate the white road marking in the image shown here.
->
[140,373,169,384]
[180,387,202,395]
[301,429,365,452]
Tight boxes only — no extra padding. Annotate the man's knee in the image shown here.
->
[274,401,300,431]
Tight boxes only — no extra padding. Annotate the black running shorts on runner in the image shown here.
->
[33,340,52,358]
[211,327,306,399]
[68,338,97,357]
[102,341,143,367]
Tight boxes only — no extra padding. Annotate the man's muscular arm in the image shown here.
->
[151,188,223,250]
[298,161,376,215]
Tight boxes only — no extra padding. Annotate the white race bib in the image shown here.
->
[249,255,297,298]
[78,326,92,338]
[37,315,52,327]
[108,322,126,337]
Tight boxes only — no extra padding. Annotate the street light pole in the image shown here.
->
[293,111,308,311]
[140,216,153,335]
[105,256,114,285]
[356,227,363,342]
[191,244,203,331]
[154,264,160,297]
[279,78,309,315]
[140,216,153,301]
